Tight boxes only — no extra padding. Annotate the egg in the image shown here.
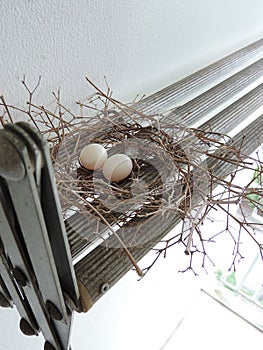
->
[79,143,107,170]
[103,154,133,182]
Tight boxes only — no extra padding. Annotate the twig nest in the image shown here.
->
[102,154,133,182]
[79,143,107,170]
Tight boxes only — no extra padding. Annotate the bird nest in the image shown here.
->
[52,111,201,275]
[1,77,263,276]
[58,120,190,220]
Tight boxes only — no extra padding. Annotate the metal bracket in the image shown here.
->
[0,123,81,350]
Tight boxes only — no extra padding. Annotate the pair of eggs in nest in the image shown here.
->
[79,143,133,182]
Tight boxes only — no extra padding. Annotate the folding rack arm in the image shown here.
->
[0,124,83,350]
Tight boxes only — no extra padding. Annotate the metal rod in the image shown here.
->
[64,38,263,306]
[135,38,263,113]
[165,58,263,127]
[195,83,263,135]
[74,114,263,303]
[67,81,263,260]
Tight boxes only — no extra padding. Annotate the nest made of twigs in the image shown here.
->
[53,115,193,229]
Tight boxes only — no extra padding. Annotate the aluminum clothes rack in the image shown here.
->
[0,38,263,350]
[0,124,89,350]
[73,39,263,299]
[134,37,263,113]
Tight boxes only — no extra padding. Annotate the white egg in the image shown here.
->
[79,143,107,170]
[103,154,133,182]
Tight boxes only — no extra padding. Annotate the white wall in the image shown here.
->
[0,1,263,349]
[1,0,263,106]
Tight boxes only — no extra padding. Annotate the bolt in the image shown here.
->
[100,283,110,294]
[19,318,37,336]
[0,292,11,308]
[46,300,63,321]
[13,267,27,287]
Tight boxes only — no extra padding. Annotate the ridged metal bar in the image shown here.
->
[66,214,102,262]
[206,115,263,177]
[67,82,263,260]
[162,82,263,139]
[135,38,263,113]
[165,58,263,127]
[196,83,263,135]
[67,162,162,262]
[75,115,263,302]
[65,38,263,305]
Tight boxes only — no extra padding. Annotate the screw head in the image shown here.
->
[100,283,110,294]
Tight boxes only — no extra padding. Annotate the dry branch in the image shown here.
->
[1,77,263,279]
